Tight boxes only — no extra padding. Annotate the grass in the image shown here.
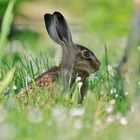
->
[0,0,15,61]
[0,45,131,140]
[0,0,140,140]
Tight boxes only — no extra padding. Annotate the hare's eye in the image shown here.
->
[83,51,90,58]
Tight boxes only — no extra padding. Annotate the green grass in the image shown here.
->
[0,45,132,140]
[0,0,140,140]
[0,0,15,61]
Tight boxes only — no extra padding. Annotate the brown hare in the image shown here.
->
[23,11,100,100]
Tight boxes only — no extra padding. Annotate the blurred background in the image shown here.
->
[0,0,133,65]
[0,1,140,140]
[0,0,140,140]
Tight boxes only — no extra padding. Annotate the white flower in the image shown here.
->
[27,108,43,124]
[105,104,114,113]
[0,123,16,140]
[110,88,116,95]
[74,119,82,130]
[119,117,128,125]
[76,76,82,82]
[106,115,115,123]
[12,85,17,91]
[78,82,83,88]
[107,64,113,71]
[115,94,118,98]
[52,106,67,122]
[100,90,104,95]
[125,92,128,96]
[69,107,85,117]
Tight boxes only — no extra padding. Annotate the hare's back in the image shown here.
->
[28,66,60,91]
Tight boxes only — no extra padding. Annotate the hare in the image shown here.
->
[24,11,100,100]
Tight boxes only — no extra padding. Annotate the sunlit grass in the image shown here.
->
[0,47,131,140]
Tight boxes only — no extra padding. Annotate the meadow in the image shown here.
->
[0,0,140,140]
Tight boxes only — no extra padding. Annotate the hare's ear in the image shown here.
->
[53,12,73,46]
[44,13,61,45]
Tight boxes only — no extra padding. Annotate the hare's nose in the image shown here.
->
[96,60,101,70]
[93,60,100,71]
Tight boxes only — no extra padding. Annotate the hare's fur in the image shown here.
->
[23,12,100,100]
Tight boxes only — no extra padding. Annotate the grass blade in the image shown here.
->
[0,68,15,94]
[0,0,15,62]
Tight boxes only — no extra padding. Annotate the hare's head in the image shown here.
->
[44,12,100,77]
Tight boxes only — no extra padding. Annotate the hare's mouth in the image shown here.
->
[73,60,100,76]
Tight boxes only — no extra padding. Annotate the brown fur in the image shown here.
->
[19,12,100,101]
